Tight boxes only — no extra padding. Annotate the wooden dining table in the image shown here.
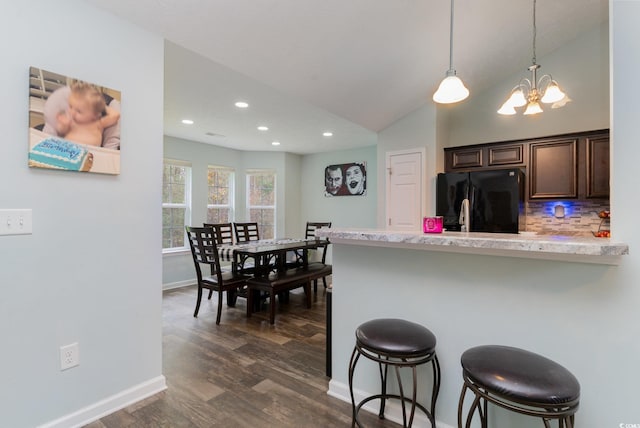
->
[218,238,329,274]
[218,237,330,310]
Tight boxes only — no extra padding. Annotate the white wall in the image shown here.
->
[446,20,609,148]
[329,3,640,427]
[0,1,165,427]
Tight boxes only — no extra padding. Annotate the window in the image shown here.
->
[162,160,191,251]
[247,170,276,239]
[207,166,234,223]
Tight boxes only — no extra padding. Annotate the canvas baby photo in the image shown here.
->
[28,67,122,175]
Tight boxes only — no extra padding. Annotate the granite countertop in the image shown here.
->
[316,228,629,265]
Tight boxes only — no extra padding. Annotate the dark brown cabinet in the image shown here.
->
[586,134,610,198]
[445,143,525,171]
[488,144,523,167]
[444,129,609,201]
[449,147,483,169]
[529,138,578,199]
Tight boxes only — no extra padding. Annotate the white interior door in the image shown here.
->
[386,149,425,230]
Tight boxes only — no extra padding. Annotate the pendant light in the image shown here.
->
[433,0,469,104]
[497,0,569,116]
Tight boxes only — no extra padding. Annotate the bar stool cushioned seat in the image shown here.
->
[349,318,440,428]
[458,345,580,428]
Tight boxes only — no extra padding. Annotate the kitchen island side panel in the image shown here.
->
[329,243,635,428]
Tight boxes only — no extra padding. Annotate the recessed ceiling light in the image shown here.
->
[182,119,194,125]
[323,131,333,137]
[271,141,281,146]
[257,126,269,131]
[235,101,249,108]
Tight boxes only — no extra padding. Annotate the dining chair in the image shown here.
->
[185,226,252,324]
[203,222,235,273]
[203,222,234,245]
[305,222,332,239]
[234,222,260,243]
[305,222,332,292]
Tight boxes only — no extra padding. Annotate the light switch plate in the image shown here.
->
[0,209,33,236]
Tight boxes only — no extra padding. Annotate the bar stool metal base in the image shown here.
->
[348,319,440,428]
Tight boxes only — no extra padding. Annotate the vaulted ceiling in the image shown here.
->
[83,0,608,154]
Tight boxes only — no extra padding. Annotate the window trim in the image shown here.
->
[246,169,276,239]
[162,159,192,253]
[206,165,235,224]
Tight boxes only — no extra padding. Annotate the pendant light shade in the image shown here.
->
[506,89,527,108]
[433,0,469,104]
[540,81,565,103]
[523,100,543,115]
[433,73,469,104]
[497,103,517,116]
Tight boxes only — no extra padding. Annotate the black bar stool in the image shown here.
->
[458,345,580,428]
[348,318,440,427]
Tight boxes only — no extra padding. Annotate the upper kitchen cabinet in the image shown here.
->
[529,138,578,199]
[488,144,524,167]
[445,142,525,171]
[586,133,610,198]
[446,146,483,169]
[444,129,610,201]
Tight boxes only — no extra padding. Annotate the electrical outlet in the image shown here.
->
[60,343,79,371]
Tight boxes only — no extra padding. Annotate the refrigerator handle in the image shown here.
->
[459,198,470,232]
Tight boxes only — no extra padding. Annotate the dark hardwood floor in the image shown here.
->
[86,285,400,427]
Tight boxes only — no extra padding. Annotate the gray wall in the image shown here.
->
[0,1,165,426]
[300,145,378,229]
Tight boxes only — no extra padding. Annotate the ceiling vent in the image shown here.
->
[205,132,226,138]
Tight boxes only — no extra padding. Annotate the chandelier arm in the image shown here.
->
[518,78,532,92]
[537,74,553,91]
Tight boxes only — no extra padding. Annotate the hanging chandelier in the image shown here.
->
[433,0,469,104]
[497,0,569,116]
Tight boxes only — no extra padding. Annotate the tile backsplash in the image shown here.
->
[523,200,610,236]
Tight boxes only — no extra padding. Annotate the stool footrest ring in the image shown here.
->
[353,393,434,428]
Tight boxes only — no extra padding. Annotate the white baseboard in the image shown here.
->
[328,379,455,428]
[38,375,167,428]
[163,279,195,290]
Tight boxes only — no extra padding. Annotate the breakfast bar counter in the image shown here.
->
[318,227,634,427]
[316,228,629,265]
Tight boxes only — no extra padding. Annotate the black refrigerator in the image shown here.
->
[436,168,524,233]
